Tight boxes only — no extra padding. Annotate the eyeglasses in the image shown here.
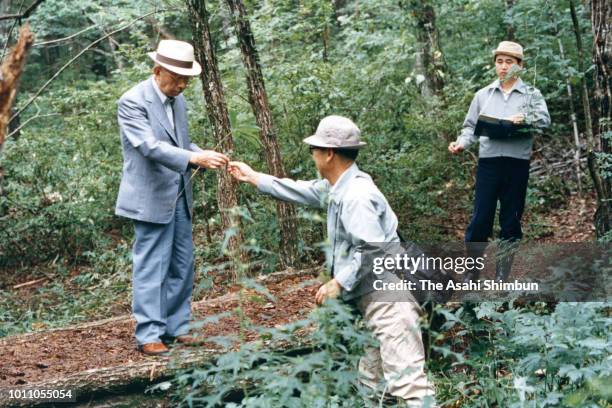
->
[164,68,191,85]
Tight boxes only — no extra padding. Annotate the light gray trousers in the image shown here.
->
[357,293,436,406]
[132,195,194,345]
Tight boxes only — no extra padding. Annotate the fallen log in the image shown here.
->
[0,267,321,407]
[0,266,321,348]
[0,329,315,408]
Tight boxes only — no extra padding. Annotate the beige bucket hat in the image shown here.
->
[148,39,202,76]
[492,41,524,61]
[303,115,366,149]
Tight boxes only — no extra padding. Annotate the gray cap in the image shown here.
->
[303,115,366,149]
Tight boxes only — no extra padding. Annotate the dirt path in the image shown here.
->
[446,191,596,243]
[0,271,319,404]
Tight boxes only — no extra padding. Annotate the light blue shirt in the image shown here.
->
[456,78,551,160]
[257,163,399,298]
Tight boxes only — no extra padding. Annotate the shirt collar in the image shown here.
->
[150,76,170,105]
[329,163,360,202]
[489,78,526,94]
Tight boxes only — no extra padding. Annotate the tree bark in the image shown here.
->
[0,24,33,209]
[406,0,445,98]
[504,0,516,41]
[225,0,299,267]
[186,0,247,278]
[590,0,612,237]
[557,38,582,193]
[0,24,32,146]
[570,0,594,149]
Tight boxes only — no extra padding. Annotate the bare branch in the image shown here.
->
[33,24,98,47]
[0,0,26,61]
[0,0,46,22]
[0,0,45,21]
[7,112,59,139]
[9,8,170,125]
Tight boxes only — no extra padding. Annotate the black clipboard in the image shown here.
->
[474,114,531,140]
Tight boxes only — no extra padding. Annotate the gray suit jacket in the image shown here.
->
[115,77,204,224]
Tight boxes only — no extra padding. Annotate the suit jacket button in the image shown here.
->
[175,180,179,184]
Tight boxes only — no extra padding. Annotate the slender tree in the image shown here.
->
[0,23,33,214]
[570,0,594,151]
[504,0,516,41]
[406,0,445,98]
[590,0,611,237]
[186,0,247,278]
[1,23,32,150]
[557,38,583,193]
[225,0,299,267]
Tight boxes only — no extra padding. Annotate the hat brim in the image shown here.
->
[492,50,523,61]
[303,135,366,149]
[148,52,202,76]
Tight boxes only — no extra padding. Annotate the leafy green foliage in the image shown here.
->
[172,299,378,407]
[430,302,611,407]
[0,0,609,406]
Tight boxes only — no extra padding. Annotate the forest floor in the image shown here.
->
[0,192,596,406]
[0,272,319,406]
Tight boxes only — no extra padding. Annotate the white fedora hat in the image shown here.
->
[148,39,202,77]
[303,115,366,149]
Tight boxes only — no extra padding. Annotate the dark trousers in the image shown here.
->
[465,156,530,244]
[464,157,529,281]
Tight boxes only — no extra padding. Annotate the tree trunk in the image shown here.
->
[570,0,594,149]
[225,0,300,267]
[186,0,247,279]
[0,24,32,146]
[406,0,445,98]
[504,0,516,41]
[0,24,33,211]
[590,0,611,237]
[557,38,583,193]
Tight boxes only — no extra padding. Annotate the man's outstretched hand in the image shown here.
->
[228,161,260,186]
[189,150,230,169]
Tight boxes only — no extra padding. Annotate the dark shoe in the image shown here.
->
[138,342,169,355]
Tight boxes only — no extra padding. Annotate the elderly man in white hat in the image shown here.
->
[448,41,550,282]
[228,116,437,406]
[115,40,229,355]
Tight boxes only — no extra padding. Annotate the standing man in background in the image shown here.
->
[116,40,229,355]
[448,41,550,281]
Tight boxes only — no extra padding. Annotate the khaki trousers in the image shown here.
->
[357,293,436,406]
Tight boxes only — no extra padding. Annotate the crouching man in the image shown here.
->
[228,116,436,407]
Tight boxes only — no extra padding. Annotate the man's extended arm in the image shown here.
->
[228,161,328,209]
